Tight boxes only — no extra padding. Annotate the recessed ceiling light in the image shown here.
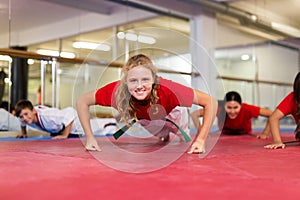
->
[0,55,12,62]
[72,41,111,51]
[37,49,75,58]
[27,59,35,65]
[271,22,300,37]
[125,33,138,41]
[241,54,250,61]
[138,35,156,44]
[117,32,156,44]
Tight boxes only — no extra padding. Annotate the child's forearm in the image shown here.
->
[261,120,271,136]
[195,100,217,142]
[270,119,282,143]
[76,92,96,139]
[21,126,27,135]
[61,121,73,138]
[16,126,28,138]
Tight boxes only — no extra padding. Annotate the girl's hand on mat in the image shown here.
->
[264,143,285,149]
[85,137,101,151]
[187,139,206,154]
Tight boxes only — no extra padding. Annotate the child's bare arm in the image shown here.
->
[16,126,27,138]
[52,121,74,139]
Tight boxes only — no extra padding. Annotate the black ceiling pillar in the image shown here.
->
[10,46,29,107]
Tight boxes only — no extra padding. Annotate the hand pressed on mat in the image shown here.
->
[85,137,101,151]
[187,139,206,154]
[264,143,285,149]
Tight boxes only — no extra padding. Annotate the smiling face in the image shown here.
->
[126,65,154,101]
[18,108,37,124]
[224,100,241,119]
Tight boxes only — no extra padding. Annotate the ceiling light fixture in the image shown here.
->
[0,55,12,62]
[117,32,125,39]
[27,59,35,65]
[271,22,300,37]
[138,35,156,44]
[4,78,12,85]
[60,52,76,58]
[117,32,156,44]
[72,41,111,51]
[241,54,250,61]
[125,33,138,41]
[250,14,257,22]
[37,49,75,58]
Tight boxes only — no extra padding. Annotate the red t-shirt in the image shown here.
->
[217,103,260,134]
[277,92,298,123]
[95,77,194,120]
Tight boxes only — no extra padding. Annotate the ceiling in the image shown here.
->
[0,0,299,63]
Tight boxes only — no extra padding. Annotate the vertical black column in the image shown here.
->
[10,46,29,107]
[0,70,7,104]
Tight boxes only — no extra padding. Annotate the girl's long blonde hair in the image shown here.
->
[115,54,159,124]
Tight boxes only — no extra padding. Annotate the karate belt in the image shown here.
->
[113,118,191,142]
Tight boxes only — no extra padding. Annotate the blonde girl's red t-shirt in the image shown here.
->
[277,92,298,123]
[94,77,194,120]
[217,103,260,134]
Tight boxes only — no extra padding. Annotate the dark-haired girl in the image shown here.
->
[265,72,300,149]
[191,91,272,135]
